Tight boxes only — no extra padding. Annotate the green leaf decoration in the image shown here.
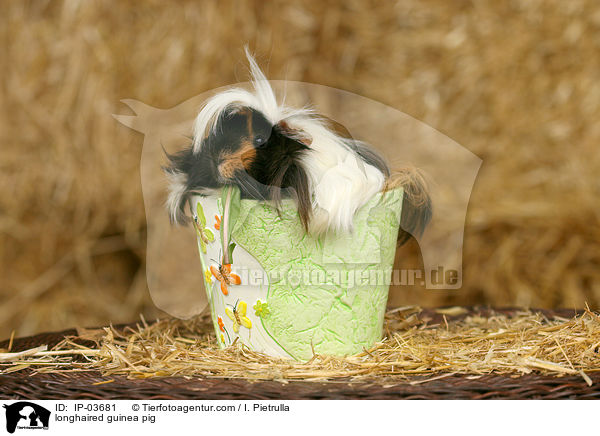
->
[227,242,236,264]
[196,202,207,227]
[220,185,241,264]
[205,229,215,242]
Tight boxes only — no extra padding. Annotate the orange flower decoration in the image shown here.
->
[217,316,225,332]
[214,215,221,230]
[210,264,241,296]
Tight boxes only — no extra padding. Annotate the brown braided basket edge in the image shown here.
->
[1,308,598,400]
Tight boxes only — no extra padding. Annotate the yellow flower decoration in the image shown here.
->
[204,268,213,285]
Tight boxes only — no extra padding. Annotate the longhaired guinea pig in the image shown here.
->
[164,50,431,244]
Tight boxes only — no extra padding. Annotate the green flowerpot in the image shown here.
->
[191,187,403,360]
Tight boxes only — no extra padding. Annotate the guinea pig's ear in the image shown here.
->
[319,115,353,139]
[162,147,193,225]
[276,120,313,147]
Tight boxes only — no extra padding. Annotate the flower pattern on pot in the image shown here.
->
[214,215,221,230]
[210,263,241,296]
[253,300,270,318]
[192,202,215,253]
[204,268,212,285]
[218,316,231,345]
[226,300,252,333]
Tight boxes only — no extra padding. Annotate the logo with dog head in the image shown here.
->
[3,402,50,434]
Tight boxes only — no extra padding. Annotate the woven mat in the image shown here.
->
[1,309,599,400]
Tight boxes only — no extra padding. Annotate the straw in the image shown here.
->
[1,307,598,385]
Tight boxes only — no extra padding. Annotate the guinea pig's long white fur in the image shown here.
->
[184,49,385,234]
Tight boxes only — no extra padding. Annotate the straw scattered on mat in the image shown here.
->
[1,307,599,385]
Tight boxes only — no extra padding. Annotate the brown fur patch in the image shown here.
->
[385,167,432,245]
[218,140,256,179]
[277,121,312,146]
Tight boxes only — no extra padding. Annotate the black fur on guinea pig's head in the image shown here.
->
[164,104,313,228]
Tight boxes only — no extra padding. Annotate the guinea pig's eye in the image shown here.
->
[253,136,266,147]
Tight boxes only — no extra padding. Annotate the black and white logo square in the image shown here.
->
[3,402,50,434]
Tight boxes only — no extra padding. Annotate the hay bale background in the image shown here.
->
[1,0,599,338]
